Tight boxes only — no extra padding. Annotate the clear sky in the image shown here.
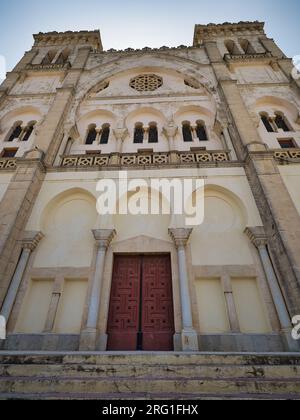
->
[0,0,299,71]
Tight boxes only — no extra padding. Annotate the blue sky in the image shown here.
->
[0,0,299,71]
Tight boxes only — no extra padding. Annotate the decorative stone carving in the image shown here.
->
[113,127,128,142]
[163,122,178,139]
[244,226,267,248]
[24,148,44,160]
[169,228,193,248]
[249,112,261,128]
[21,231,44,251]
[92,229,116,249]
[129,74,163,92]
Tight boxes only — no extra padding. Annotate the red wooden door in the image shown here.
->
[107,256,141,351]
[142,255,175,351]
[107,255,174,351]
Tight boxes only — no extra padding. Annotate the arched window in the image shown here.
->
[100,124,110,145]
[42,50,57,65]
[22,121,36,142]
[55,49,69,65]
[134,123,144,144]
[225,40,240,55]
[275,113,290,132]
[196,121,208,141]
[148,123,158,143]
[239,39,256,55]
[260,113,274,133]
[6,122,23,142]
[182,122,193,142]
[85,124,97,145]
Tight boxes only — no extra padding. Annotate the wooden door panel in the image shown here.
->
[142,255,175,351]
[107,256,141,351]
[107,254,174,351]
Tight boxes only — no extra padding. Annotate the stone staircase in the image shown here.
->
[0,352,300,400]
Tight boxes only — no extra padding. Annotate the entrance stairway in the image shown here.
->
[0,352,300,400]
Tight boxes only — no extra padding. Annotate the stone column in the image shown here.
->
[169,228,199,351]
[245,227,299,352]
[80,229,116,351]
[0,231,44,322]
[163,122,178,151]
[113,127,128,154]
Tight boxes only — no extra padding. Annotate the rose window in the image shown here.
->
[129,74,163,92]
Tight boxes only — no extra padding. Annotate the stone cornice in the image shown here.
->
[100,45,199,55]
[33,30,103,51]
[194,21,265,46]
[25,62,71,72]
[224,52,274,70]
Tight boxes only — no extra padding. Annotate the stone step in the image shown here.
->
[0,375,300,395]
[1,391,300,400]
[1,352,300,366]
[0,363,299,380]
[1,352,299,399]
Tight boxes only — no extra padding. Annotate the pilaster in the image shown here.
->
[245,226,300,351]
[80,229,116,351]
[205,39,300,316]
[0,159,45,306]
[0,231,44,322]
[169,228,199,352]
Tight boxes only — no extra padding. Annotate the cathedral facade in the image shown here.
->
[0,21,300,354]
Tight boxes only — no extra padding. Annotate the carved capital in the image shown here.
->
[163,122,178,139]
[169,228,193,248]
[249,112,261,128]
[67,123,80,139]
[21,231,44,251]
[244,226,268,248]
[213,119,224,137]
[113,128,128,142]
[23,148,45,160]
[92,229,116,249]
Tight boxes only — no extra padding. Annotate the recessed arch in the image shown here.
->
[254,96,299,122]
[113,185,172,243]
[189,184,253,266]
[0,106,42,131]
[38,187,97,232]
[34,188,98,269]
[188,184,249,228]
[125,106,167,127]
[68,54,218,127]
[174,104,216,125]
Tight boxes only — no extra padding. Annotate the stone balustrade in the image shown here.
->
[0,158,17,170]
[61,150,231,168]
[2,149,300,172]
[273,148,300,161]
[224,52,272,62]
[26,62,71,72]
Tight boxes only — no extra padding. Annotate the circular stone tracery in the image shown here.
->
[129,74,163,92]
